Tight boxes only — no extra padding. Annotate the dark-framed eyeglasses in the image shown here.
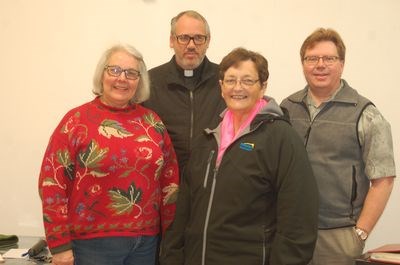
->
[222,78,260,88]
[175,34,208,45]
[303,56,340,66]
[104,65,141,80]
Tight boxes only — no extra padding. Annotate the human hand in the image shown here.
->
[51,249,74,265]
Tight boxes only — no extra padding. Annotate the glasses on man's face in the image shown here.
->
[175,34,208,45]
[223,78,260,88]
[104,65,141,80]
[303,56,340,66]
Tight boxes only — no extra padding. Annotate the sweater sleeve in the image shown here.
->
[159,165,189,265]
[38,111,80,254]
[269,123,319,264]
[158,121,180,234]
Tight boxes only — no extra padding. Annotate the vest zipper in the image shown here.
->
[302,101,330,147]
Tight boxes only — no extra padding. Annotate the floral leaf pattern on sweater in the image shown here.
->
[56,149,74,181]
[98,119,133,139]
[154,156,164,181]
[42,151,74,190]
[109,147,155,188]
[143,113,165,135]
[76,139,109,189]
[162,183,178,205]
[108,181,143,218]
[130,113,166,146]
[61,112,88,146]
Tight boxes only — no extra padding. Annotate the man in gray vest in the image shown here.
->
[281,28,396,265]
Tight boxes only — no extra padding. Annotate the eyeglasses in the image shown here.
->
[223,78,260,88]
[303,56,340,66]
[104,65,141,80]
[175,34,208,45]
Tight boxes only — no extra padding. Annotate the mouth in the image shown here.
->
[231,95,247,100]
[313,73,329,80]
[184,51,198,57]
[113,85,129,91]
[313,71,328,76]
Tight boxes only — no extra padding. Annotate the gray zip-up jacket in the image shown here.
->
[160,97,318,265]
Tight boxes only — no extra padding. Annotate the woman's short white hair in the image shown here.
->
[92,43,150,103]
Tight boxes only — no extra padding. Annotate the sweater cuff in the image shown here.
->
[49,242,72,255]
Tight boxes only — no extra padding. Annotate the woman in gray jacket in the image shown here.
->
[160,47,318,265]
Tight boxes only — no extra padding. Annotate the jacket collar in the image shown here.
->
[164,56,216,88]
[206,96,287,135]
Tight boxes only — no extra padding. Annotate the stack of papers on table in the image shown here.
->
[2,248,29,259]
[368,244,400,264]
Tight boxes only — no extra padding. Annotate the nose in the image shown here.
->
[315,57,326,67]
[186,38,196,48]
[117,71,128,80]
[233,80,244,89]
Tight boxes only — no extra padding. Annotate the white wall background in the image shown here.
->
[0,0,398,250]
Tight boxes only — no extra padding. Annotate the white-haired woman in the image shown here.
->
[39,44,179,265]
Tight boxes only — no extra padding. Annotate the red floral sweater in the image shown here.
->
[38,97,179,254]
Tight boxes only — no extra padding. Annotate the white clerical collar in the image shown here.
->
[184,69,194,77]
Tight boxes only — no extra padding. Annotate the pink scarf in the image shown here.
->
[217,99,267,165]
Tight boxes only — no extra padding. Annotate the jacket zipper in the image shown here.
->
[262,233,266,265]
[261,227,272,265]
[202,167,218,265]
[203,150,215,188]
[189,91,194,147]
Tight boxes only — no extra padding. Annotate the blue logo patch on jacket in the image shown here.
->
[239,142,255,151]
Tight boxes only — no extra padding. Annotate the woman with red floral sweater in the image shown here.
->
[38,44,179,265]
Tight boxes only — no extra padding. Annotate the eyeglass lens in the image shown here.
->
[223,79,259,87]
[105,66,140,80]
[304,56,339,65]
[176,34,207,45]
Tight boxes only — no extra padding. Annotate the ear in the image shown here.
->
[262,81,268,89]
[219,80,225,98]
[205,35,211,49]
[339,60,345,74]
[260,81,267,97]
[169,35,174,48]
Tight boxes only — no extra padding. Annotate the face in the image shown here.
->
[101,50,140,108]
[220,60,266,117]
[170,14,210,70]
[303,41,344,94]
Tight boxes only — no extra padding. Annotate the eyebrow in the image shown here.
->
[225,74,255,78]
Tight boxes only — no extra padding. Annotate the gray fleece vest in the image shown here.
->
[281,80,372,229]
